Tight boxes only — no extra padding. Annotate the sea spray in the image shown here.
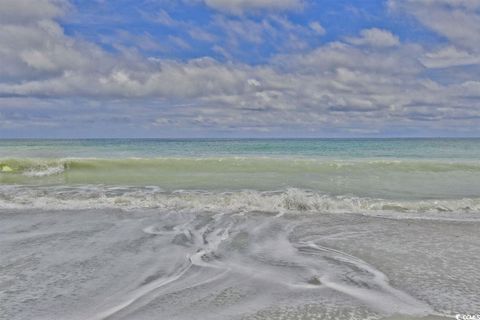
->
[1,186,480,216]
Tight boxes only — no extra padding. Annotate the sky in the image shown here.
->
[0,0,480,138]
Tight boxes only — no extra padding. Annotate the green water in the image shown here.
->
[1,138,480,200]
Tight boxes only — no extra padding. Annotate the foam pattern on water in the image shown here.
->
[2,186,480,217]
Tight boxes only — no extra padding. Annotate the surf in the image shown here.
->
[1,186,480,218]
[2,157,480,200]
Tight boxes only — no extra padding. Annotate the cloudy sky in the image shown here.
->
[1,0,480,138]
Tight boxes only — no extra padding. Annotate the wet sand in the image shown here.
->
[1,209,478,319]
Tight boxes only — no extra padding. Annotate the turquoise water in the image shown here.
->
[1,138,480,159]
[1,138,480,210]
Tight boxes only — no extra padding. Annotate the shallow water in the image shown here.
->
[1,209,478,319]
[1,139,479,319]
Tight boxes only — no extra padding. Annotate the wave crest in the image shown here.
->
[1,186,479,216]
[1,157,480,177]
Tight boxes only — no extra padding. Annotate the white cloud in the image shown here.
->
[203,0,302,15]
[389,0,480,51]
[1,0,480,136]
[150,9,177,26]
[211,15,315,54]
[0,12,104,83]
[0,0,68,24]
[309,21,326,35]
[390,0,480,10]
[346,28,400,47]
[421,46,480,68]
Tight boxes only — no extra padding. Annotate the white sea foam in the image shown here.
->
[21,164,65,177]
[1,186,479,217]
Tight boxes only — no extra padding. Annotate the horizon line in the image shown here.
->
[2,137,480,140]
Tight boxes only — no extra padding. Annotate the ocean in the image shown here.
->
[1,139,479,319]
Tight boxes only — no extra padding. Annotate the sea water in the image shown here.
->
[1,139,479,319]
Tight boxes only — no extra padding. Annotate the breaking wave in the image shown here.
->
[1,186,479,216]
[21,164,65,177]
[1,157,480,177]
[2,157,480,201]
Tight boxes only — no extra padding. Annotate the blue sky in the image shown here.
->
[0,0,480,138]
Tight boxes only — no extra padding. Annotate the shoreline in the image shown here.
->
[1,208,478,319]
